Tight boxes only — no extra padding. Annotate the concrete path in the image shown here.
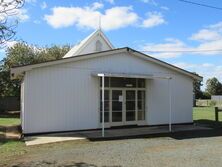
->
[24,124,211,146]
[25,133,86,146]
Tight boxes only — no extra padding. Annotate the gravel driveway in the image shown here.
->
[3,130,222,167]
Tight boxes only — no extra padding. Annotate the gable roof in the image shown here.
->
[63,29,114,58]
[11,47,202,81]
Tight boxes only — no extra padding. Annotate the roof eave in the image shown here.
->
[127,48,203,81]
[11,47,203,81]
[10,48,128,79]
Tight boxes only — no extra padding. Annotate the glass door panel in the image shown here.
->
[126,90,136,121]
[112,90,123,122]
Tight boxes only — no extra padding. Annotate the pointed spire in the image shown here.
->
[98,0,102,30]
[98,14,101,30]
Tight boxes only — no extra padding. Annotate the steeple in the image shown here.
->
[63,29,114,58]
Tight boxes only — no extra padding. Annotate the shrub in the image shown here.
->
[209,100,217,107]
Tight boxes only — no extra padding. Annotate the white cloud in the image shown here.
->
[190,29,221,41]
[140,21,222,58]
[0,4,29,22]
[26,0,36,4]
[101,6,139,30]
[141,38,189,58]
[141,12,166,28]
[41,1,47,10]
[139,0,157,5]
[5,41,18,48]
[208,22,222,31]
[195,39,222,55]
[91,2,104,10]
[0,40,18,53]
[15,9,29,21]
[33,20,41,24]
[44,7,99,29]
[189,22,222,55]
[44,3,168,31]
[44,4,139,31]
[160,6,169,11]
[173,62,222,88]
[105,0,115,4]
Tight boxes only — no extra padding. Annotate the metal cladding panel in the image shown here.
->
[24,67,100,133]
[23,52,193,133]
[146,74,193,125]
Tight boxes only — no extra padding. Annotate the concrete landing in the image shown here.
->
[25,134,86,146]
[25,124,211,146]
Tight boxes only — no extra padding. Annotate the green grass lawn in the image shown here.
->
[0,117,20,126]
[193,107,217,121]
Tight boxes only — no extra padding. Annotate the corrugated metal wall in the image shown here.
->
[23,52,193,133]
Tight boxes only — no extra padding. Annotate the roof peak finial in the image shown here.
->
[98,13,102,30]
[98,0,102,31]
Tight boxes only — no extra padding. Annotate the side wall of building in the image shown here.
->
[23,52,193,134]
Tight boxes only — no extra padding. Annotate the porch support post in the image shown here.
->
[98,73,105,137]
[168,77,172,132]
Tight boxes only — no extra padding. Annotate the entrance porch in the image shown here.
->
[25,124,211,145]
[93,72,173,137]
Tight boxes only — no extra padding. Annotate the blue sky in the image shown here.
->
[1,0,222,88]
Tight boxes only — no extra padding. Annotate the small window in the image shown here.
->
[96,40,102,51]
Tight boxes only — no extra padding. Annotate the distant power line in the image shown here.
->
[139,49,222,53]
[178,0,222,11]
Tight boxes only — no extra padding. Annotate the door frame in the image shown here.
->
[109,88,146,126]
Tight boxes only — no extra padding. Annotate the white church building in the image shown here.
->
[11,29,202,135]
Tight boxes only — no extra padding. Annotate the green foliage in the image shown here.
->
[206,77,222,95]
[0,42,71,97]
[202,91,211,99]
[209,100,217,107]
[0,70,20,97]
[193,79,203,99]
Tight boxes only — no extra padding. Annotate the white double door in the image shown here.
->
[110,89,138,126]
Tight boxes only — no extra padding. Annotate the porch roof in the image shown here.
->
[91,72,171,80]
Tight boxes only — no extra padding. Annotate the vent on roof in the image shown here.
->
[95,40,102,52]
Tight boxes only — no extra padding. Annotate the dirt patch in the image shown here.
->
[0,125,21,140]
[9,160,122,167]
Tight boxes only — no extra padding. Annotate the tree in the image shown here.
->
[0,42,71,97]
[206,77,222,95]
[193,79,203,99]
[202,91,211,99]
[0,0,25,46]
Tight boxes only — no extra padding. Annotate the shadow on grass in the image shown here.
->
[194,119,222,128]
[0,138,22,146]
[0,112,20,118]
